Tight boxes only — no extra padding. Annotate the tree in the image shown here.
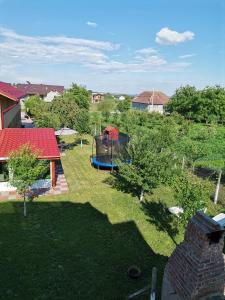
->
[173,172,212,224]
[90,112,102,136]
[166,85,225,124]
[97,98,115,121]
[35,112,61,130]
[8,144,47,217]
[24,96,49,117]
[50,93,80,128]
[118,127,178,201]
[66,83,91,110]
[73,108,90,147]
[117,96,131,113]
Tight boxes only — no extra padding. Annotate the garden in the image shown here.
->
[1,84,225,299]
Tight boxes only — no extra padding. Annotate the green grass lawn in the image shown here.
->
[0,135,224,300]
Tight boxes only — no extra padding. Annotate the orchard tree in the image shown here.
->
[118,127,178,201]
[173,172,212,224]
[66,83,91,110]
[98,98,115,121]
[35,112,61,130]
[50,93,80,128]
[24,96,48,117]
[8,144,47,217]
[117,96,131,113]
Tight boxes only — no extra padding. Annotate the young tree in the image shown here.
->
[118,127,178,201]
[173,172,212,224]
[8,144,47,217]
[97,98,115,121]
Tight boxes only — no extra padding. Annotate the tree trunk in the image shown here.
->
[80,139,83,148]
[182,157,185,169]
[214,170,222,204]
[23,193,27,217]
[140,190,144,202]
[94,124,97,136]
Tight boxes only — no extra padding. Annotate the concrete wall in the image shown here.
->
[132,102,164,114]
[3,103,21,128]
[0,95,21,129]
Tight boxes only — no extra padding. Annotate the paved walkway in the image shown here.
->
[0,163,69,200]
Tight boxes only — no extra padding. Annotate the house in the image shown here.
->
[132,91,169,114]
[0,82,25,129]
[92,93,104,103]
[0,128,60,187]
[17,83,64,103]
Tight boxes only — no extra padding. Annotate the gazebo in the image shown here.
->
[0,128,60,187]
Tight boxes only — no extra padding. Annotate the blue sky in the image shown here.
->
[0,0,224,95]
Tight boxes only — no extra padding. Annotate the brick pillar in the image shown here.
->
[161,211,225,300]
[50,160,56,187]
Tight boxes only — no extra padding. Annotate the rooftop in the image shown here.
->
[0,128,60,160]
[17,83,64,97]
[0,82,26,102]
[132,91,169,105]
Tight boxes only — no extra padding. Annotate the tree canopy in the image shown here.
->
[166,85,225,124]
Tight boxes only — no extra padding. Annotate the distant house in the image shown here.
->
[132,91,169,114]
[17,83,64,103]
[0,82,25,129]
[118,95,125,101]
[92,93,104,103]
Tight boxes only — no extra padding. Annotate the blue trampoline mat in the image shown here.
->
[91,156,117,168]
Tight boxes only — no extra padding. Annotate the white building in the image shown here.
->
[132,91,169,114]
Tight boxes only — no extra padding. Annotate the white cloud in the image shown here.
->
[135,47,158,55]
[156,27,194,45]
[86,21,97,28]
[0,26,192,86]
[179,53,196,59]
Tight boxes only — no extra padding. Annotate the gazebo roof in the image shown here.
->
[0,128,60,160]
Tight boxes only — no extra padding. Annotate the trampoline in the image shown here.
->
[91,126,130,169]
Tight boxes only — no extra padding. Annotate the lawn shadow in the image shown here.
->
[141,200,179,246]
[104,173,139,198]
[0,201,167,300]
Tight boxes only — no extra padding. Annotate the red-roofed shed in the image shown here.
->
[0,128,60,186]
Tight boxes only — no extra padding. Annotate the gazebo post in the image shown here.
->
[50,160,56,187]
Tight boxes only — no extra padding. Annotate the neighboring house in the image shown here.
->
[0,82,25,129]
[17,83,64,104]
[0,128,60,187]
[92,93,104,103]
[132,91,169,114]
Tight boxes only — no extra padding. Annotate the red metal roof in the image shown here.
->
[17,83,64,97]
[0,82,26,102]
[132,91,169,105]
[0,128,60,160]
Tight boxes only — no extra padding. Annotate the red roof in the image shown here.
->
[17,83,64,97]
[0,128,60,160]
[0,82,26,102]
[133,91,169,105]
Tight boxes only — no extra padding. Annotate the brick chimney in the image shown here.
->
[161,211,225,300]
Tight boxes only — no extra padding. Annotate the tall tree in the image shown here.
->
[8,144,47,217]
[66,83,91,110]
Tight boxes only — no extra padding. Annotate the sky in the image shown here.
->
[0,0,224,95]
